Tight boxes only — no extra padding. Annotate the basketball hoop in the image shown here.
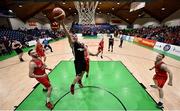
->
[74,1,98,25]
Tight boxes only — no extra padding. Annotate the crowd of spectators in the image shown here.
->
[70,23,118,36]
[0,27,65,56]
[121,26,180,46]
[0,25,180,56]
[71,24,180,46]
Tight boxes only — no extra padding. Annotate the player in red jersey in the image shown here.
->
[97,38,104,58]
[35,39,46,62]
[28,49,53,110]
[149,53,173,108]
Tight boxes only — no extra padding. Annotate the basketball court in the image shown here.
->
[15,61,159,110]
[0,0,180,111]
[0,37,180,110]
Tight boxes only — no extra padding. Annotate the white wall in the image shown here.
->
[133,24,142,29]
[134,13,160,27]
[118,25,127,29]
[164,19,180,27]
[143,21,160,27]
[9,18,26,30]
[110,15,127,24]
[95,14,109,23]
[162,9,180,26]
[9,18,48,30]
[41,23,51,30]
[109,14,128,29]
[134,10,180,27]
[27,18,42,29]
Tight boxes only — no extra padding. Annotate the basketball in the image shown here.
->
[52,7,65,21]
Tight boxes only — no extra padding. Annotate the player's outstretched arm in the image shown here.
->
[149,66,155,70]
[60,21,73,46]
[89,51,98,56]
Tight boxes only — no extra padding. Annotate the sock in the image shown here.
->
[159,98,163,103]
[43,86,46,89]
[46,97,50,103]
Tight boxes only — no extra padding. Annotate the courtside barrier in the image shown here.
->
[154,42,180,57]
[122,35,134,42]
[27,37,52,46]
[133,37,156,48]
[121,35,180,58]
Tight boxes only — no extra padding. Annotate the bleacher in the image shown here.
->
[0,29,27,44]
[71,23,118,36]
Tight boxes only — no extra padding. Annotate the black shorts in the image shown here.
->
[109,43,113,46]
[15,48,23,54]
[74,60,86,76]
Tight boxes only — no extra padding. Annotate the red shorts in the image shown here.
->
[153,74,168,88]
[98,47,103,53]
[36,76,51,88]
[85,59,89,73]
[37,51,45,57]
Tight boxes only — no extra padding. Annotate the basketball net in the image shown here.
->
[74,1,98,24]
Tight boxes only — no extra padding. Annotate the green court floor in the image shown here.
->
[16,61,160,110]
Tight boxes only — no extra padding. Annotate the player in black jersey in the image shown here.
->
[61,21,98,95]
[108,35,114,52]
[12,40,24,62]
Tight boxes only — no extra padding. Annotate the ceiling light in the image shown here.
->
[62,2,66,5]
[74,13,76,15]
[107,13,110,15]
[161,8,165,10]
[117,2,120,5]
[9,10,13,13]
[99,2,102,4]
[138,14,141,16]
[112,8,114,10]
[69,8,71,10]
[97,7,100,10]
[18,5,22,8]
[126,18,129,20]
